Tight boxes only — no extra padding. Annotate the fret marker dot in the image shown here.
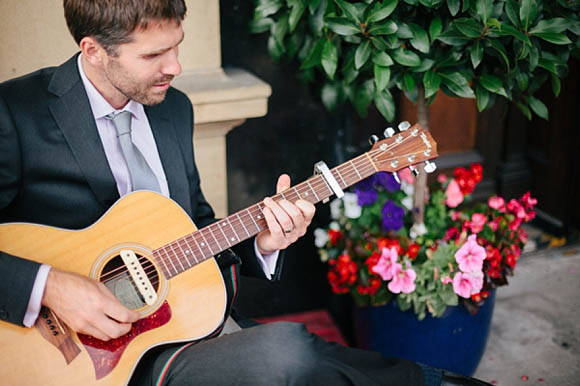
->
[201,242,205,246]
[231,237,235,241]
[186,250,190,254]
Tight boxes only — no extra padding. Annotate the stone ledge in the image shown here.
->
[172,67,272,125]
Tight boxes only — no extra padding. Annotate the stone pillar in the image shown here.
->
[0,0,270,218]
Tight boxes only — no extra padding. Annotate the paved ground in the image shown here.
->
[473,243,580,385]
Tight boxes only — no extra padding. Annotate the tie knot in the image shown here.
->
[108,111,132,137]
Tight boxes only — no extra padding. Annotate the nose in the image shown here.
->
[162,48,182,77]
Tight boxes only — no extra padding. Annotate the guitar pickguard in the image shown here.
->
[77,301,172,380]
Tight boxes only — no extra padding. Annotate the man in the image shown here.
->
[0,1,491,385]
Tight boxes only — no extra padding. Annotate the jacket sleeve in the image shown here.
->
[0,91,41,326]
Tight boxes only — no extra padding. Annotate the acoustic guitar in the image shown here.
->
[0,123,437,385]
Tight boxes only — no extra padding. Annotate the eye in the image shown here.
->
[143,53,161,60]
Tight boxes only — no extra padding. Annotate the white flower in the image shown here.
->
[318,249,329,263]
[401,181,414,196]
[329,221,340,231]
[410,222,428,239]
[342,192,362,219]
[314,228,329,248]
[402,196,413,210]
[329,198,342,220]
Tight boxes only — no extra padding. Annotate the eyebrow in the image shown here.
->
[142,32,185,57]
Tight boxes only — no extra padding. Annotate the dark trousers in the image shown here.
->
[131,322,425,386]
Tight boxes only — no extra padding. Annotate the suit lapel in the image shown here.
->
[47,55,119,208]
[146,104,191,215]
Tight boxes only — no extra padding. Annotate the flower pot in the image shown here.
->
[354,290,496,376]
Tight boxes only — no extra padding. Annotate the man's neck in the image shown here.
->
[80,55,129,110]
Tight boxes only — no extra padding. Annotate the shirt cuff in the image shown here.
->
[23,264,51,327]
[253,240,280,280]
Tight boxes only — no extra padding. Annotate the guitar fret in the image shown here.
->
[177,238,194,267]
[159,246,178,277]
[172,241,187,271]
[246,207,260,233]
[350,160,362,179]
[209,223,228,250]
[217,221,231,246]
[187,234,204,263]
[154,250,171,277]
[334,169,347,189]
[226,218,241,243]
[198,231,215,255]
[236,212,251,237]
[164,245,179,275]
[294,187,301,199]
[306,180,320,202]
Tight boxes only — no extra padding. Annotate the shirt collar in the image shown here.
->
[77,54,145,121]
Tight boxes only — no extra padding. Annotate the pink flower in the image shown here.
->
[488,196,505,210]
[469,213,487,234]
[372,247,399,281]
[455,234,486,273]
[521,191,537,209]
[398,168,415,184]
[452,271,484,298]
[388,263,417,294]
[445,179,464,208]
[441,275,453,284]
[507,199,526,219]
[487,218,499,231]
[509,217,523,231]
[437,174,448,184]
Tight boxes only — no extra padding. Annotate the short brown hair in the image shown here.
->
[63,0,187,54]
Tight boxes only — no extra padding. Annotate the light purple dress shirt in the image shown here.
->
[22,55,278,327]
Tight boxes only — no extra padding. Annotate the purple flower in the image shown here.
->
[381,200,404,231]
[355,187,377,206]
[375,172,401,193]
[355,175,377,192]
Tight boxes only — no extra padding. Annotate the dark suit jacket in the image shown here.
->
[0,54,282,326]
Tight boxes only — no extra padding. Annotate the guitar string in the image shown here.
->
[100,138,430,285]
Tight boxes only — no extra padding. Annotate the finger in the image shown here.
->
[100,289,140,323]
[94,312,133,340]
[264,197,294,233]
[261,204,284,238]
[295,199,316,222]
[276,174,291,194]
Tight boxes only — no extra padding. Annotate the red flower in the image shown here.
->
[407,244,420,261]
[327,253,358,294]
[506,254,517,268]
[328,229,343,245]
[378,238,402,255]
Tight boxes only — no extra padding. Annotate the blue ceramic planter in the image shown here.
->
[354,290,496,376]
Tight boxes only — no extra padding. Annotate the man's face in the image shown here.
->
[102,20,184,106]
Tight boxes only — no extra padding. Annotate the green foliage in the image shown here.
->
[251,0,580,121]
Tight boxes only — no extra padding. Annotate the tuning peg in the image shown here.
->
[368,135,379,145]
[398,121,411,131]
[424,160,437,173]
[383,127,395,138]
[392,172,401,184]
[409,165,419,177]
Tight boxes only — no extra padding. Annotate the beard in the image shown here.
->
[104,59,174,106]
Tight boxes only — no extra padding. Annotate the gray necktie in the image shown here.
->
[108,111,161,193]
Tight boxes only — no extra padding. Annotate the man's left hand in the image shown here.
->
[256,174,316,255]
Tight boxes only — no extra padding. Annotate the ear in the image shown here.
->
[79,36,108,67]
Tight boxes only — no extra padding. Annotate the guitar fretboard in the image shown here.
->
[153,152,378,279]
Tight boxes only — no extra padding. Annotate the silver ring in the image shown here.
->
[285,228,293,234]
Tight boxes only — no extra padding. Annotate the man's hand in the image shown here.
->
[42,268,140,341]
[256,174,316,255]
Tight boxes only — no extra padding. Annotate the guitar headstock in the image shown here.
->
[368,122,438,176]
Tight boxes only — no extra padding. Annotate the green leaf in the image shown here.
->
[411,58,435,72]
[371,36,389,50]
[423,71,441,98]
[475,83,490,111]
[368,20,399,35]
[429,17,443,41]
[335,0,361,24]
[365,0,398,23]
[437,28,471,46]
[538,58,561,75]
[403,73,416,92]
[397,23,414,39]
[249,17,274,33]
[300,37,325,69]
[288,0,307,32]
[409,23,430,53]
[447,0,460,16]
[321,39,339,79]
[254,0,283,19]
[391,47,422,66]
[476,0,493,25]
[528,96,548,120]
[479,74,508,97]
[321,82,341,111]
[374,88,396,121]
[530,18,570,34]
[533,33,573,45]
[325,17,361,36]
[355,40,372,69]
[272,14,289,46]
[372,51,394,66]
[492,23,532,46]
[520,0,537,31]
[439,72,475,98]
[454,18,482,38]
[308,0,322,15]
[516,72,528,91]
[470,41,483,68]
[551,74,561,97]
[267,35,284,59]
[505,0,519,27]
[353,80,375,117]
[516,101,532,120]
[374,64,391,92]
[487,39,510,70]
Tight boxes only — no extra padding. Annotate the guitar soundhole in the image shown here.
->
[100,255,159,310]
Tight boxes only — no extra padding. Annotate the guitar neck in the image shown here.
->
[153,152,377,279]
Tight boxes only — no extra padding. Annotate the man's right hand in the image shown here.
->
[41,268,140,341]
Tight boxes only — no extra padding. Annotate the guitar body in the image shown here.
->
[0,191,227,386]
